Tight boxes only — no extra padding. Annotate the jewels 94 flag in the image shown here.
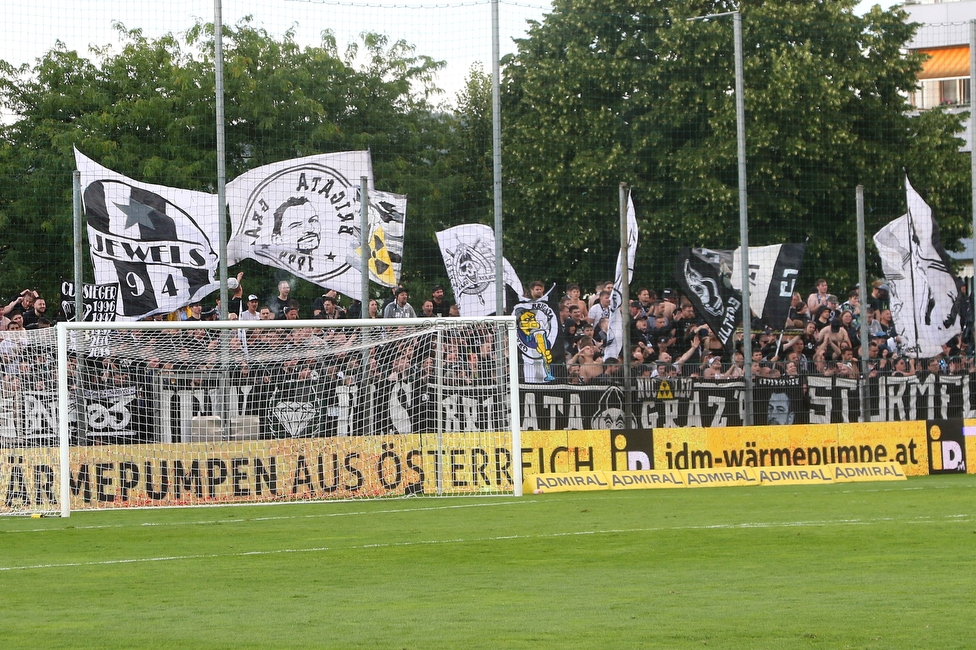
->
[226,151,374,300]
[76,149,220,320]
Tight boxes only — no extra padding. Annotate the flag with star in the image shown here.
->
[75,149,221,320]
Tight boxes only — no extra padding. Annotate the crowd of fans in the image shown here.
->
[2,274,975,405]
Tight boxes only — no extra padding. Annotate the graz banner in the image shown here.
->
[6,372,976,448]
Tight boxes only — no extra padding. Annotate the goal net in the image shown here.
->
[0,317,521,516]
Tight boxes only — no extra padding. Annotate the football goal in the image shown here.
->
[0,316,521,516]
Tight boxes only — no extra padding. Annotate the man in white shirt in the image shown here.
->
[240,295,261,321]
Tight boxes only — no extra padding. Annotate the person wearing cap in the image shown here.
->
[868,281,890,320]
[312,290,340,317]
[383,287,416,319]
[430,285,451,317]
[240,295,261,321]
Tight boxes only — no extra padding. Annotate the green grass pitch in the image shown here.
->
[1,475,974,649]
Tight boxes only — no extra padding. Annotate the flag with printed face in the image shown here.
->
[226,152,374,300]
[76,149,220,320]
[604,192,639,360]
[873,176,962,358]
[435,224,524,316]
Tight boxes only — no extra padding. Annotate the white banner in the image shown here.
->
[226,152,374,299]
[435,224,524,316]
[605,193,638,360]
[873,176,962,358]
[76,149,221,320]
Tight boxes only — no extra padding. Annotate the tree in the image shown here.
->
[0,20,464,304]
[501,0,970,293]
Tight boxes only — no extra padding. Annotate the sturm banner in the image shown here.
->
[6,372,976,448]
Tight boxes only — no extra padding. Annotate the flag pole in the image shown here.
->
[73,170,84,326]
[360,176,370,314]
[856,185,870,422]
[619,183,632,424]
[491,0,504,317]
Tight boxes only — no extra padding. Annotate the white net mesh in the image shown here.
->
[0,318,519,515]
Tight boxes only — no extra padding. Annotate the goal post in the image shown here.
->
[0,316,521,516]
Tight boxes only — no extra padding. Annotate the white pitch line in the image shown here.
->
[0,513,971,573]
[0,499,532,534]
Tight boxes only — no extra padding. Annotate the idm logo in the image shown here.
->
[926,420,966,474]
[611,429,654,471]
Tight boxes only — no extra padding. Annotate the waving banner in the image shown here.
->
[76,149,220,320]
[347,187,407,287]
[873,176,962,358]
[435,224,524,316]
[731,244,806,329]
[674,247,743,349]
[226,152,374,300]
[605,192,639,360]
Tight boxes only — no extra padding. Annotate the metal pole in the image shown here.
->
[491,0,504,316]
[214,0,231,439]
[72,171,84,325]
[619,183,632,424]
[360,176,370,314]
[508,321,523,496]
[856,185,870,422]
[435,329,444,495]
[215,0,228,317]
[734,11,753,425]
[969,21,976,347]
[57,323,70,517]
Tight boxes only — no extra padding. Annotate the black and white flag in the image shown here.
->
[674,247,743,349]
[76,150,220,320]
[226,152,375,300]
[605,192,638,359]
[732,243,806,329]
[873,176,962,358]
[435,224,524,316]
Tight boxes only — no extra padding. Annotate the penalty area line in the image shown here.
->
[0,513,969,573]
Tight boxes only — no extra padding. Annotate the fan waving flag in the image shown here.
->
[436,224,524,316]
[604,191,638,360]
[76,149,220,320]
[226,152,374,300]
[873,176,962,358]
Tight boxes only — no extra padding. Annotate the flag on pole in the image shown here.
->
[731,243,806,329]
[75,149,220,320]
[604,192,638,360]
[226,151,374,300]
[347,187,407,287]
[674,247,743,349]
[873,176,962,358]
[435,224,524,316]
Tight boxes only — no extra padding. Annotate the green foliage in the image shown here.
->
[0,19,465,306]
[502,0,970,292]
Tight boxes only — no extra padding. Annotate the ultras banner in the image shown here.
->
[9,372,976,446]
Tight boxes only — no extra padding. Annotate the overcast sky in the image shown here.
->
[0,0,910,110]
